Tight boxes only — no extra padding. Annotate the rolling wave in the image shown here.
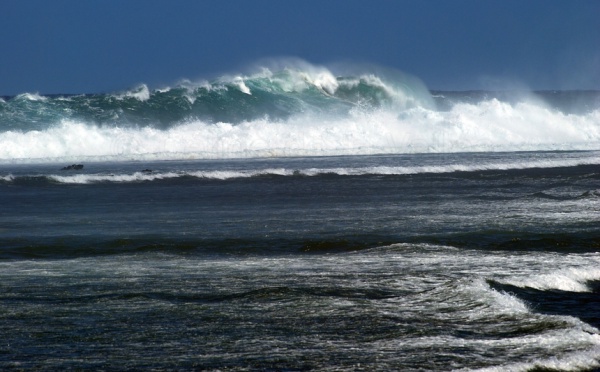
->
[1,61,599,163]
[2,155,599,184]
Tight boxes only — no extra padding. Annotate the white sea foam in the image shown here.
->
[454,277,600,372]
[15,92,48,102]
[0,97,599,163]
[115,84,151,101]
[503,264,600,293]
[0,174,14,182]
[299,69,339,95]
[232,76,252,95]
[466,278,531,315]
[44,168,292,184]
[253,61,340,94]
[472,346,600,372]
[48,171,182,184]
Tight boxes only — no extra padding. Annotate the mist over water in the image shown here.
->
[1,61,599,163]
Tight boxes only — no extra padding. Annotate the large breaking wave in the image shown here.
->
[1,60,599,163]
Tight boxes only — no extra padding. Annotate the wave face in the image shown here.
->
[1,61,599,163]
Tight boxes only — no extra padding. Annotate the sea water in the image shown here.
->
[1,62,599,370]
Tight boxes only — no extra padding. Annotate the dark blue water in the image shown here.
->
[1,152,599,370]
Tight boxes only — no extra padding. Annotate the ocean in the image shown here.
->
[1,63,599,370]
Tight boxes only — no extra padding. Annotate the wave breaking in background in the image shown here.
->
[1,61,599,163]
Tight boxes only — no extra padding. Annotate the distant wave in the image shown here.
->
[2,155,599,184]
[1,61,599,163]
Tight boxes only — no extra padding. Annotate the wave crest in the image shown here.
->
[1,61,599,162]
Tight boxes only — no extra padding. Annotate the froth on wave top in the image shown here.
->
[3,155,600,184]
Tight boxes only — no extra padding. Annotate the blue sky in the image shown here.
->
[1,0,598,95]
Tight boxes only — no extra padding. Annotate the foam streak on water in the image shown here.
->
[0,244,598,370]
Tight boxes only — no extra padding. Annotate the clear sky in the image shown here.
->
[1,0,599,95]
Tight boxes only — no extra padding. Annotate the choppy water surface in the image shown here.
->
[1,151,599,370]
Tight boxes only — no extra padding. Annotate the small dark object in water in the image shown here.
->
[141,169,153,173]
[61,164,84,171]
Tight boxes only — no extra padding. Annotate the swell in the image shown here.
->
[0,236,393,260]
[2,231,599,260]
[2,160,599,185]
